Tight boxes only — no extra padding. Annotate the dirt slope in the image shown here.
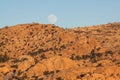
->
[0,22,120,80]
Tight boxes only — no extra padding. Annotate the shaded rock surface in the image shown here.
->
[0,22,120,80]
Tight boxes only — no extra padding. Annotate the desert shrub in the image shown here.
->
[13,76,27,80]
[56,77,63,80]
[60,45,66,49]
[96,29,101,32]
[105,50,113,55]
[39,77,44,80]
[58,37,62,44]
[70,49,103,62]
[58,54,62,56]
[56,70,60,73]
[89,50,103,63]
[75,55,81,60]
[28,51,38,56]
[29,32,33,35]
[0,54,9,63]
[40,54,47,59]
[50,71,54,74]
[96,63,103,67]
[82,54,90,60]
[12,59,20,63]
[116,61,120,65]
[11,65,18,68]
[43,70,56,76]
[28,49,47,56]
[74,49,103,63]
[0,42,5,47]
[77,73,86,79]
[4,26,8,28]
[13,70,16,74]
[21,58,28,62]
[86,41,89,44]
[32,75,38,79]
[34,58,39,64]
[17,70,22,76]
[118,50,120,54]
[20,76,27,80]
[70,54,82,60]
[70,54,75,60]
[43,71,49,75]
[80,73,86,77]
[96,47,101,51]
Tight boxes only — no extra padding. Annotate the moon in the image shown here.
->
[48,14,57,24]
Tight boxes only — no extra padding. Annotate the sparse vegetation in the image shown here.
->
[11,65,18,68]
[12,59,20,63]
[0,23,120,79]
[39,77,44,80]
[43,71,50,75]
[56,70,60,73]
[82,54,90,60]
[40,54,47,59]
[77,73,86,79]
[89,50,103,63]
[0,54,9,63]
[70,49,103,63]
[29,32,33,35]
[60,45,66,49]
[96,63,103,67]
[0,42,5,47]
[58,54,62,56]
[56,77,63,80]
[105,50,113,55]
[4,26,9,28]
[32,75,38,79]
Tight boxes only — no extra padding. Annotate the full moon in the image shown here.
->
[48,14,57,24]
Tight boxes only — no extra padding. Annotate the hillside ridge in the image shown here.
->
[0,22,120,79]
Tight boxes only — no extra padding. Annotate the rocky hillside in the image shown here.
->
[0,22,120,80]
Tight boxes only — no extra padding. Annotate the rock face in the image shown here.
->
[0,22,120,80]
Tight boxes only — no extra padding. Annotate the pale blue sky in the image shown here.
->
[0,0,120,28]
